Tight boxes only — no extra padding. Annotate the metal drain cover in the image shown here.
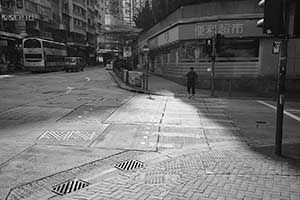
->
[114,159,145,171]
[52,179,89,196]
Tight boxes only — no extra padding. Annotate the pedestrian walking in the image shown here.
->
[186,67,198,98]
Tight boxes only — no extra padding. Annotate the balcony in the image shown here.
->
[72,26,87,36]
[87,25,96,34]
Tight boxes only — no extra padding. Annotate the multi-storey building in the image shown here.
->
[121,0,151,27]
[95,0,105,49]
[104,0,123,27]
[0,0,105,68]
[122,0,133,26]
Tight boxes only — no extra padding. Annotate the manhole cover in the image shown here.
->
[114,159,145,171]
[51,179,89,196]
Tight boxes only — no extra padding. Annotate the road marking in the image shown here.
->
[152,132,203,138]
[257,100,300,122]
[38,130,96,141]
[0,75,15,79]
[66,86,74,94]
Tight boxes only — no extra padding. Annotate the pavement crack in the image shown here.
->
[55,101,88,122]
[0,144,36,169]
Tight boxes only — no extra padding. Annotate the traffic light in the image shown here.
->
[294,1,300,37]
[257,0,284,35]
[206,39,213,56]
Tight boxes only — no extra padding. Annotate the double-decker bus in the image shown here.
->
[22,38,67,72]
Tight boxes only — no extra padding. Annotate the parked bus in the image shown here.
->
[22,38,67,72]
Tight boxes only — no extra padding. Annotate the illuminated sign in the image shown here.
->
[273,41,281,54]
[1,14,36,21]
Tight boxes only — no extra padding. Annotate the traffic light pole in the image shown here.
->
[275,0,288,156]
[211,36,216,97]
[145,56,149,90]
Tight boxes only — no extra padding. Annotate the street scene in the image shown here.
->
[0,67,299,200]
[1,0,300,200]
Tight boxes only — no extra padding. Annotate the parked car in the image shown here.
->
[64,57,86,72]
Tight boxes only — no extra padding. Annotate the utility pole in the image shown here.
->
[275,0,289,155]
[211,35,216,97]
[257,0,289,155]
[142,44,150,91]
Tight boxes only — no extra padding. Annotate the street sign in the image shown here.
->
[273,41,281,54]
[1,14,36,21]
[123,46,132,57]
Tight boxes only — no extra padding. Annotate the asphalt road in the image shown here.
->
[0,67,134,198]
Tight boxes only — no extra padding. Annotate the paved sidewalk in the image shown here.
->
[110,71,210,97]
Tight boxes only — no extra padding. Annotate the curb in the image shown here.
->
[109,70,300,101]
[109,71,156,95]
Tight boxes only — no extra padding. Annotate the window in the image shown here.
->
[217,38,259,58]
[180,41,196,62]
[25,54,42,59]
[24,39,41,48]
[42,41,66,50]
[169,49,177,63]
[46,55,65,62]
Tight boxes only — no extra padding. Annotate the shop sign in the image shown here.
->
[123,46,132,57]
[1,14,36,21]
[195,23,244,37]
[273,41,281,54]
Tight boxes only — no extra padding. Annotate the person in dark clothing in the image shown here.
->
[186,67,198,98]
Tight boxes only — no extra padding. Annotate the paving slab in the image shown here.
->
[90,124,159,151]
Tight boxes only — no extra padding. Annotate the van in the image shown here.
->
[64,57,86,72]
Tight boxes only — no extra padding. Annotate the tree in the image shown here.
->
[133,0,155,29]
[134,0,217,30]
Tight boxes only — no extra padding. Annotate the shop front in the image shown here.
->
[0,31,23,73]
[144,18,264,79]
[138,0,300,94]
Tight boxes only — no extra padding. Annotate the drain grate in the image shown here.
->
[51,179,89,196]
[114,159,145,171]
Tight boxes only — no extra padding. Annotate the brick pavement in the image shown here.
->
[58,149,300,200]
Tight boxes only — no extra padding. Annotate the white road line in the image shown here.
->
[257,100,300,122]
[0,75,15,79]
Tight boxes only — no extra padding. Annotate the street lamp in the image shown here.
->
[142,44,150,90]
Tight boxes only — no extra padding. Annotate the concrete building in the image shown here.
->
[104,0,123,27]
[0,0,105,67]
[123,0,152,27]
[0,0,57,72]
[138,0,300,93]
[95,0,105,49]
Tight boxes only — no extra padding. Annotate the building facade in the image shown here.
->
[0,0,105,70]
[138,0,300,93]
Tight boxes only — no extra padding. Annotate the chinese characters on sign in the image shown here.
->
[1,15,36,21]
[195,23,244,37]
